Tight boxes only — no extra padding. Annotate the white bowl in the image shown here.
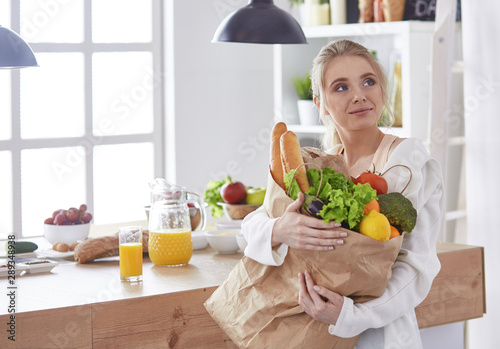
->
[44,223,90,245]
[216,220,242,230]
[191,231,208,250]
[205,230,240,254]
[236,234,247,251]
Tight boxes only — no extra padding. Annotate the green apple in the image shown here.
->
[245,187,266,205]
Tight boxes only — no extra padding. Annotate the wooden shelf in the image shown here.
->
[302,21,435,39]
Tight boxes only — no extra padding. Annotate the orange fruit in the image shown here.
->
[389,226,400,239]
[363,199,380,215]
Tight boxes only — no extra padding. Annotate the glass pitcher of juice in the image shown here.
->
[148,201,192,267]
[148,179,194,267]
[149,178,206,231]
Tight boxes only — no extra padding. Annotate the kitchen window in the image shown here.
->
[0,0,164,239]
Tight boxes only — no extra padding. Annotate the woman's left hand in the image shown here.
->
[298,270,344,325]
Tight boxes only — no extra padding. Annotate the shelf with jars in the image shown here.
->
[274,20,462,141]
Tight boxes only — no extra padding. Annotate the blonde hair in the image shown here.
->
[310,39,393,150]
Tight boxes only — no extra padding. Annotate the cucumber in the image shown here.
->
[5,241,38,254]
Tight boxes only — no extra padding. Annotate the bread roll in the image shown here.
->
[270,122,288,190]
[56,242,70,253]
[280,131,310,193]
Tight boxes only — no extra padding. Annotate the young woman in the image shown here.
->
[241,39,444,348]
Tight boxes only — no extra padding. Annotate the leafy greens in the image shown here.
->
[203,175,232,218]
[284,167,377,230]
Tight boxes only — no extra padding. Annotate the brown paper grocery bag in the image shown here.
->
[205,148,403,349]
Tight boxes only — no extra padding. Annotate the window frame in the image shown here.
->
[1,0,164,239]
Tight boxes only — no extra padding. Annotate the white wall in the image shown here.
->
[462,1,500,348]
[167,0,277,197]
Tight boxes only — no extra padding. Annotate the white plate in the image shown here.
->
[36,249,74,259]
[0,265,26,277]
[23,260,58,274]
[0,252,37,259]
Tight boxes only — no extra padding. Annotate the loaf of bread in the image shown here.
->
[280,131,310,193]
[74,231,149,264]
[270,122,288,190]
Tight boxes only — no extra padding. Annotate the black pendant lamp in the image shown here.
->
[212,0,307,44]
[0,26,38,69]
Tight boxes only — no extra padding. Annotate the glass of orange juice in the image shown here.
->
[118,226,143,282]
[148,201,192,267]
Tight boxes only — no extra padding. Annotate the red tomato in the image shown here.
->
[353,172,388,195]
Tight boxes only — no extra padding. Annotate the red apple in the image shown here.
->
[221,181,247,204]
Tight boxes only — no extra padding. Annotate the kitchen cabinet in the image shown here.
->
[274,21,461,141]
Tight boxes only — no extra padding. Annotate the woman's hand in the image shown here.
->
[271,193,348,250]
[298,270,344,325]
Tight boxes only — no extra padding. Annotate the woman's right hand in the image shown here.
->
[271,193,348,250]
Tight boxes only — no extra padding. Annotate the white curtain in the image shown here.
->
[462,1,500,348]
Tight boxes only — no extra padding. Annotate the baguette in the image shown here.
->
[74,231,149,263]
[280,131,310,193]
[270,122,288,190]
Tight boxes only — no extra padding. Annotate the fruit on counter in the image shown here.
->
[245,187,266,205]
[377,192,417,233]
[204,176,264,217]
[359,210,391,241]
[5,241,38,254]
[221,181,247,204]
[353,170,388,195]
[44,204,92,225]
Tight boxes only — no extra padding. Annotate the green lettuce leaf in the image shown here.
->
[288,167,377,231]
[284,170,302,200]
[203,175,232,218]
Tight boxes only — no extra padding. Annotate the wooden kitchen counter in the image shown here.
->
[0,221,485,348]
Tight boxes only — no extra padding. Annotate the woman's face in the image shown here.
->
[318,55,384,134]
